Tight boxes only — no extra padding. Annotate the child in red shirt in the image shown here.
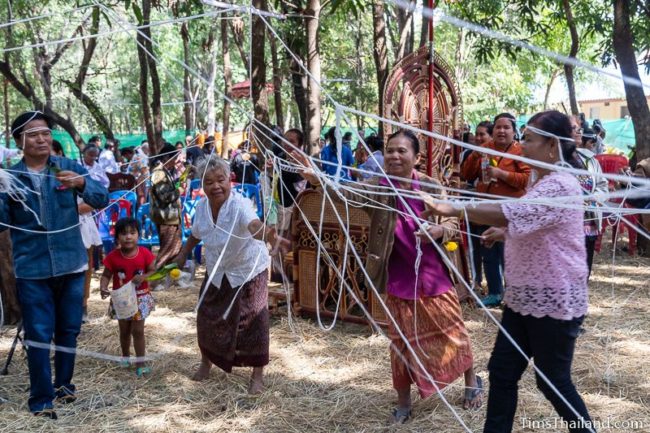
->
[100,217,156,376]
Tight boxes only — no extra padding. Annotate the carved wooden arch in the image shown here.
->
[382,46,463,181]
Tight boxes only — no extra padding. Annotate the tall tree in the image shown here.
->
[269,28,284,128]
[221,17,232,158]
[204,27,218,137]
[181,22,193,134]
[135,11,155,151]
[561,0,580,115]
[613,0,650,162]
[229,18,250,76]
[64,7,115,139]
[305,0,322,153]
[141,0,163,154]
[372,0,389,134]
[251,0,271,147]
[394,0,415,60]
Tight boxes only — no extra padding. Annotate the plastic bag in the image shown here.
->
[111,282,138,319]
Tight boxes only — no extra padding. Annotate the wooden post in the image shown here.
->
[0,232,20,324]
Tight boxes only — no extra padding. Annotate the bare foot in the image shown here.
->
[248,367,264,394]
[463,375,484,410]
[191,363,211,381]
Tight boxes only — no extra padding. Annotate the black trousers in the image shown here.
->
[484,307,594,433]
[585,236,597,277]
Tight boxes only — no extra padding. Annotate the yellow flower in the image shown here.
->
[170,269,181,280]
[445,241,459,252]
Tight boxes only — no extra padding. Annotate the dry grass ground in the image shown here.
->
[1,243,649,432]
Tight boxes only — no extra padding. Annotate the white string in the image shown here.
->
[0,4,92,30]
[0,8,239,54]
[412,235,430,359]
[0,5,637,428]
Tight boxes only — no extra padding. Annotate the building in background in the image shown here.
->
[579,96,650,120]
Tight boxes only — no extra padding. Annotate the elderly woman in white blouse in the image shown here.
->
[174,155,288,394]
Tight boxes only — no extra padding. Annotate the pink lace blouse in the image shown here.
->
[502,172,589,320]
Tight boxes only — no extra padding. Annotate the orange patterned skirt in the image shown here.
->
[387,289,474,399]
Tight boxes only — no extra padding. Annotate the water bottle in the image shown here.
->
[481,154,490,184]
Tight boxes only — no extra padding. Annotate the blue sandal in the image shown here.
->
[136,366,152,377]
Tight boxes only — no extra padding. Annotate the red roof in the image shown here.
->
[231,80,274,99]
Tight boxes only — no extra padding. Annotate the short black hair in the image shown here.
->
[527,110,581,169]
[120,147,135,157]
[343,131,353,141]
[365,135,384,153]
[325,127,337,144]
[114,217,140,242]
[476,121,494,136]
[88,135,101,145]
[11,111,53,141]
[387,129,420,154]
[51,140,65,157]
[285,128,304,147]
[493,113,517,131]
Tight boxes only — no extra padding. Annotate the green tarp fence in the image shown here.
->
[5,130,191,160]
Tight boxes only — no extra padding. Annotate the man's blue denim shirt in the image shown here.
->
[0,156,109,279]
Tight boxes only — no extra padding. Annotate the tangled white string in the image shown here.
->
[3,2,646,430]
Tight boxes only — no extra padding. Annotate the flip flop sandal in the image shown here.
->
[136,366,152,377]
[33,409,58,420]
[463,375,484,410]
[55,394,77,404]
[55,387,77,404]
[119,358,130,368]
[389,407,412,424]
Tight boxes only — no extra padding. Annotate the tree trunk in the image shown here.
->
[205,28,218,137]
[419,0,427,48]
[395,0,415,61]
[181,22,192,135]
[372,0,389,135]
[229,18,250,75]
[136,31,154,150]
[4,1,12,147]
[291,61,308,134]
[561,0,579,115]
[305,0,321,154]
[544,69,560,110]
[221,18,232,158]
[251,0,271,147]
[3,79,9,147]
[141,0,163,154]
[65,6,114,139]
[269,28,284,129]
[613,0,650,162]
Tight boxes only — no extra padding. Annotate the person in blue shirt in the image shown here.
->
[319,127,354,181]
[0,111,109,419]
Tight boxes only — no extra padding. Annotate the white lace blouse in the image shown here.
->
[191,192,270,288]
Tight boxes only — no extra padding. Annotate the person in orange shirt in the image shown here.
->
[460,113,531,307]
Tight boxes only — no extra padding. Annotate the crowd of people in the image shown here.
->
[1,107,649,433]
